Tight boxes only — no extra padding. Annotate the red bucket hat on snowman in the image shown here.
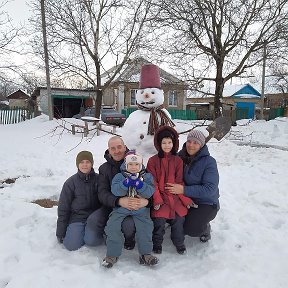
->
[139,64,161,89]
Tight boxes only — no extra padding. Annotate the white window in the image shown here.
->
[168,90,177,106]
[130,89,137,106]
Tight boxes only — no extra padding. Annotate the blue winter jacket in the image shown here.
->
[178,144,220,208]
[111,163,155,215]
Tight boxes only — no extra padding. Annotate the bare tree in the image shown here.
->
[30,0,152,117]
[0,76,18,99]
[149,0,288,118]
[0,0,22,76]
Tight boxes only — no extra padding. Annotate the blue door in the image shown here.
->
[236,102,255,119]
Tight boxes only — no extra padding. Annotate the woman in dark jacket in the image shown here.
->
[56,151,102,251]
[166,129,219,242]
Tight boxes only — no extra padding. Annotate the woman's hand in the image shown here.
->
[166,183,184,195]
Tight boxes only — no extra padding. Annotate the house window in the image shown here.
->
[168,90,177,106]
[130,89,137,106]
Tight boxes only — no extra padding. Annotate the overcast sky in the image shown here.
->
[5,0,31,24]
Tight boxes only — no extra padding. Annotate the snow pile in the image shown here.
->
[0,115,288,288]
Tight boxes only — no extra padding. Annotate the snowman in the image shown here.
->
[122,64,175,155]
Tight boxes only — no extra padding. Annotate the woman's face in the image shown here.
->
[186,140,201,156]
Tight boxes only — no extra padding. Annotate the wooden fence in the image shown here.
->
[0,107,35,125]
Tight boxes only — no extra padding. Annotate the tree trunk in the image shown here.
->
[94,88,102,118]
[214,61,224,119]
[41,0,53,120]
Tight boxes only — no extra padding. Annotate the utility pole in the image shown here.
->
[41,0,53,120]
[260,40,267,120]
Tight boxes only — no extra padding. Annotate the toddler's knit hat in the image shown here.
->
[187,130,206,148]
[125,150,143,168]
[76,151,94,167]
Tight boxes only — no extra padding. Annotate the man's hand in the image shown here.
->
[128,197,149,210]
[118,197,131,209]
[118,196,148,210]
[57,237,63,244]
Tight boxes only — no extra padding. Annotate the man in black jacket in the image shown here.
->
[97,136,149,250]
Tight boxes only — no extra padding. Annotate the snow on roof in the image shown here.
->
[233,93,261,98]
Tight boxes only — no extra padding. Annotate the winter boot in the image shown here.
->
[101,256,118,268]
[200,223,211,243]
[124,238,135,250]
[139,254,159,266]
[176,245,187,255]
[153,245,162,254]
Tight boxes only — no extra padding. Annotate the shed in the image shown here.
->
[7,89,30,108]
[31,87,96,118]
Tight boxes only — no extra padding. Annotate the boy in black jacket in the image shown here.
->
[56,151,102,251]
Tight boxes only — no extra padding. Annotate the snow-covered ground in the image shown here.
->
[0,115,288,288]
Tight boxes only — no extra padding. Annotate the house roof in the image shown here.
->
[102,57,186,86]
[31,87,96,97]
[7,89,29,100]
[188,83,261,99]
[230,84,261,98]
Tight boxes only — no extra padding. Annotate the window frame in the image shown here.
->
[130,89,138,106]
[168,90,178,107]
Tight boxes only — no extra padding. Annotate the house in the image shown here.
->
[7,89,30,108]
[186,83,261,119]
[32,58,187,118]
[102,57,188,112]
[230,84,261,118]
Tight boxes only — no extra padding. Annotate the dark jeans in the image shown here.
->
[184,204,218,237]
[87,206,136,241]
[152,215,185,248]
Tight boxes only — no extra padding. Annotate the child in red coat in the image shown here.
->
[147,126,196,254]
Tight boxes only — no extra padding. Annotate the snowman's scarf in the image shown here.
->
[137,104,175,135]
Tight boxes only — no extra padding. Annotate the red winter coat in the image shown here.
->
[147,153,192,219]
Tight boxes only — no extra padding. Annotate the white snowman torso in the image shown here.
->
[121,87,174,155]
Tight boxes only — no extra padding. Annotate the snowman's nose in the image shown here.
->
[144,93,149,99]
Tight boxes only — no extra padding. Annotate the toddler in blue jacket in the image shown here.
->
[102,150,159,268]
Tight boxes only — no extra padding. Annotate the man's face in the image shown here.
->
[108,138,126,161]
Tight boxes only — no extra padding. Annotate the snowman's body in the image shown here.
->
[122,87,173,155]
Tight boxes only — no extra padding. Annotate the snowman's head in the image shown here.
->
[136,87,164,108]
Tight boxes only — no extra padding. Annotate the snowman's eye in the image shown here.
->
[141,90,144,94]
[151,91,155,94]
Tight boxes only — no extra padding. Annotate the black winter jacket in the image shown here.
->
[98,149,126,211]
[56,168,100,239]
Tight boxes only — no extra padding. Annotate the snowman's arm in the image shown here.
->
[111,173,129,197]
